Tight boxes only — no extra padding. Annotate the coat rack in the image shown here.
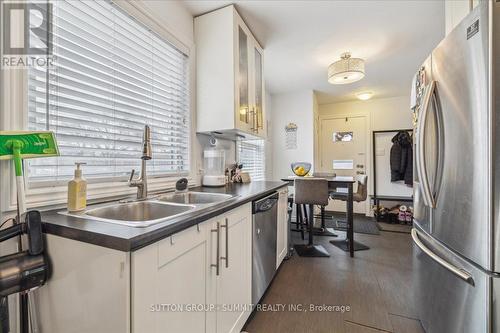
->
[372,129,414,222]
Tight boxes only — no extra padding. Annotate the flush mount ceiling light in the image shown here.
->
[328,52,365,85]
[356,91,373,101]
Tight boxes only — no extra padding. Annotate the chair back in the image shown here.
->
[312,172,337,190]
[355,175,368,202]
[294,178,329,206]
[312,172,336,178]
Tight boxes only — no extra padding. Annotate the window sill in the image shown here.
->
[3,175,198,214]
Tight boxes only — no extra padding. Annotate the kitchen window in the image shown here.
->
[27,0,190,184]
[237,140,265,181]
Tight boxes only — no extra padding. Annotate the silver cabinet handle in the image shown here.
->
[249,107,258,133]
[249,108,255,131]
[257,108,263,130]
[211,222,220,276]
[220,218,229,268]
[411,228,474,285]
[416,80,436,208]
[244,106,249,124]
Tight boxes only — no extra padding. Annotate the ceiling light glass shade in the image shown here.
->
[328,52,365,85]
[356,92,373,100]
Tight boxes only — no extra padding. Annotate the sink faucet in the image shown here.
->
[129,125,152,200]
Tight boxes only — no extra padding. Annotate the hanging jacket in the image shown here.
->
[404,139,413,186]
[390,131,413,186]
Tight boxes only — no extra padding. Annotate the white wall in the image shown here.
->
[445,0,483,35]
[320,95,413,132]
[445,0,472,35]
[271,90,315,180]
[313,92,320,169]
[318,95,413,213]
[139,0,194,47]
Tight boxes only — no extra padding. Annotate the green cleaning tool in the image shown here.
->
[0,131,59,215]
[0,131,58,333]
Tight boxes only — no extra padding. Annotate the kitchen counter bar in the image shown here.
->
[41,181,288,252]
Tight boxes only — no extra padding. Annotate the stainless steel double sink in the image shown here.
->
[61,192,235,227]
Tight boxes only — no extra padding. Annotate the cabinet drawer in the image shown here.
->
[158,223,206,268]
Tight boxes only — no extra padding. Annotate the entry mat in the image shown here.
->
[319,211,380,235]
[377,222,411,234]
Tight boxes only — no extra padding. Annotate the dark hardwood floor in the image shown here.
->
[243,227,424,333]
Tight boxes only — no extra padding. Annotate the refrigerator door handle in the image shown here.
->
[432,89,444,208]
[412,228,475,286]
[417,80,436,208]
[432,88,445,207]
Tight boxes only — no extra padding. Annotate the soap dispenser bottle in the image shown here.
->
[68,162,87,212]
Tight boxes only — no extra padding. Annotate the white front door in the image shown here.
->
[320,116,368,214]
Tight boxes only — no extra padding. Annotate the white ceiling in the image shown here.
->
[183,1,445,104]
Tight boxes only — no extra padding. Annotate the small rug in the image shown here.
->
[318,212,380,235]
[333,219,380,235]
[377,222,412,234]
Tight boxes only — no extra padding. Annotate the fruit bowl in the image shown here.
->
[291,162,311,177]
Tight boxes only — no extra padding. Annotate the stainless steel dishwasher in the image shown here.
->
[252,191,278,304]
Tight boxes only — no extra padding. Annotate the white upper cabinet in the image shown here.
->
[252,43,266,137]
[195,5,266,139]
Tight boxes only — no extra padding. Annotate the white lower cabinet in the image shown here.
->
[132,203,252,333]
[38,235,131,333]
[37,204,253,333]
[132,223,209,333]
[208,204,252,333]
[276,188,289,268]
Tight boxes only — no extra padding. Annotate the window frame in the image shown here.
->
[0,0,197,212]
[236,139,266,181]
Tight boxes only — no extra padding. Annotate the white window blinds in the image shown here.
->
[27,0,190,183]
[237,140,265,181]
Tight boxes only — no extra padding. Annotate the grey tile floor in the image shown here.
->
[243,227,424,333]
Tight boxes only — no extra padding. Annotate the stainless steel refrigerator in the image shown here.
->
[411,1,500,332]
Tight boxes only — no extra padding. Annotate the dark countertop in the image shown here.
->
[41,181,288,252]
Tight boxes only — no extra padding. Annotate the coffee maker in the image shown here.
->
[202,148,226,187]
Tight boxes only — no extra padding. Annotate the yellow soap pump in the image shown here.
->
[67,162,87,212]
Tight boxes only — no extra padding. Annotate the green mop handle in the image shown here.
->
[11,140,26,215]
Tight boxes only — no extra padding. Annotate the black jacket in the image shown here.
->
[390,131,413,186]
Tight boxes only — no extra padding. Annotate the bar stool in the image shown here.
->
[311,172,338,237]
[329,175,370,252]
[288,194,309,240]
[293,178,330,257]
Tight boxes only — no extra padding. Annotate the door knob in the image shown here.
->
[356,171,365,175]
[356,164,364,168]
